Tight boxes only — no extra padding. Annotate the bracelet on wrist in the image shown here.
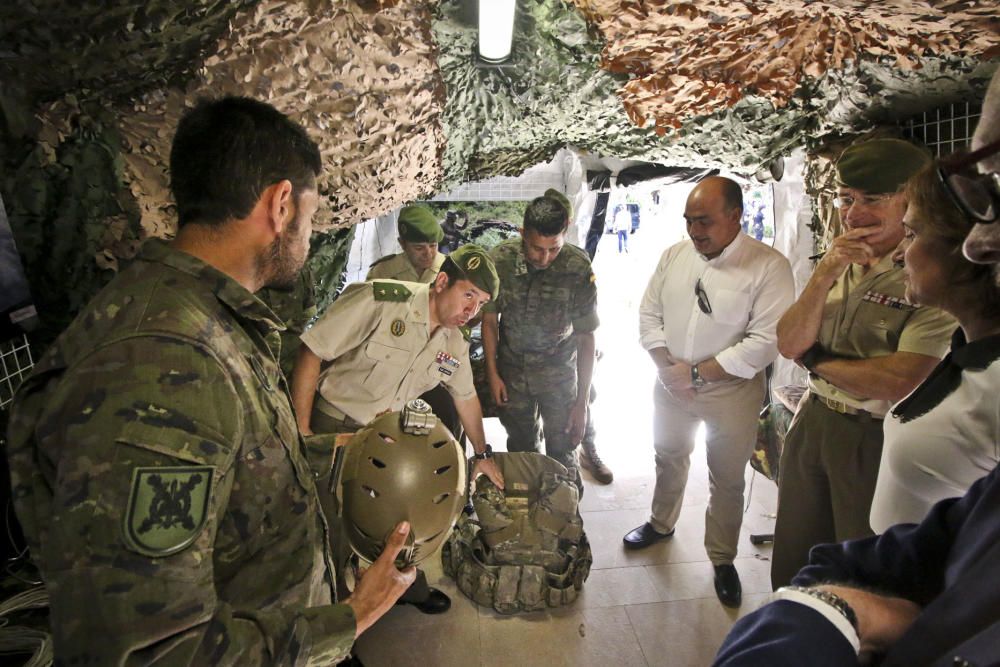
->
[778,585,859,634]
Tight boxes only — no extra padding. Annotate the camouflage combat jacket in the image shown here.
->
[485,238,599,367]
[258,266,318,379]
[5,240,354,665]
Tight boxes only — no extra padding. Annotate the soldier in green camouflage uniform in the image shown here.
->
[482,195,599,487]
[258,265,318,379]
[5,97,413,665]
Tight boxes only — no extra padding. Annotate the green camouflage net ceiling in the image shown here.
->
[0,0,997,339]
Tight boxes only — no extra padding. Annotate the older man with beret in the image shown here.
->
[770,139,957,588]
[367,203,445,282]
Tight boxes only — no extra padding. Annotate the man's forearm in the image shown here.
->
[811,351,939,402]
[482,312,500,376]
[575,332,596,406]
[647,346,674,371]
[776,282,832,360]
[290,345,322,431]
[453,395,488,455]
[696,357,739,384]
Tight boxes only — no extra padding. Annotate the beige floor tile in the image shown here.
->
[479,605,647,667]
[625,593,772,667]
[644,556,774,604]
[584,504,712,570]
[575,565,665,609]
[355,614,481,665]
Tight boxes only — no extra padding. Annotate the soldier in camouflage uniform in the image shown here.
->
[4,97,413,665]
[258,265,318,379]
[482,195,599,489]
[366,204,445,283]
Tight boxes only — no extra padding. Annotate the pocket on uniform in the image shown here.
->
[711,288,751,326]
[361,341,409,395]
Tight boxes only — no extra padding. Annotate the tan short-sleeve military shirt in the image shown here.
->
[810,254,956,415]
[301,280,475,424]
[365,251,445,283]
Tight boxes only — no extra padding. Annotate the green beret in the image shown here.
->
[397,204,444,243]
[544,188,573,219]
[836,139,932,194]
[446,243,499,300]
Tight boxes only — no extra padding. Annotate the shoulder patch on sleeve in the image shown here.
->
[123,466,214,557]
[371,281,412,302]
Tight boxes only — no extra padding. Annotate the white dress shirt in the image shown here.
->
[639,232,795,379]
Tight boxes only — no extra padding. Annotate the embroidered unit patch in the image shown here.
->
[123,466,214,557]
[390,319,406,336]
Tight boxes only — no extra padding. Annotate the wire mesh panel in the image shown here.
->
[0,334,34,410]
[902,100,982,157]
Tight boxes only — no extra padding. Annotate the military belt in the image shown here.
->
[812,393,883,422]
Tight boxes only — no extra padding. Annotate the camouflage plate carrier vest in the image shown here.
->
[442,452,592,614]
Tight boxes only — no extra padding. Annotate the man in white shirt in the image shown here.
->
[623,176,794,608]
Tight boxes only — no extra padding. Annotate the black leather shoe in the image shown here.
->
[713,564,742,608]
[397,587,451,614]
[622,522,674,549]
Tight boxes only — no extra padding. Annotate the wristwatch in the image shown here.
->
[473,444,494,460]
[778,586,859,634]
[690,363,707,388]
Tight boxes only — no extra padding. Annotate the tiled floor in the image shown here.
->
[358,224,779,665]
[356,416,779,666]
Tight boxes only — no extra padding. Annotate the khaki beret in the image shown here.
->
[446,244,499,300]
[397,204,444,243]
[836,139,932,194]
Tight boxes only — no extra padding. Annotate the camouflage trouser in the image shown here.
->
[496,359,580,488]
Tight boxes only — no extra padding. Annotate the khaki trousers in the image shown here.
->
[650,374,765,565]
[770,394,884,589]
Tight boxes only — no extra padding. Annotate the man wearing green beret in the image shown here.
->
[291,243,504,615]
[771,138,957,588]
[367,203,445,282]
[482,193,600,491]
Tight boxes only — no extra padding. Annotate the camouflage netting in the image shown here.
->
[1,0,998,345]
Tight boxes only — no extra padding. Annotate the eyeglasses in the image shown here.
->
[832,193,894,210]
[695,278,712,315]
[938,137,1000,224]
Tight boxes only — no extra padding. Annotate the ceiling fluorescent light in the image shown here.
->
[478,0,516,64]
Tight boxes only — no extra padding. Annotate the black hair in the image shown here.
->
[438,256,464,286]
[170,96,322,227]
[719,177,744,216]
[523,196,569,236]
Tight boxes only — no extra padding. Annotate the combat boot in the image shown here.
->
[578,442,613,484]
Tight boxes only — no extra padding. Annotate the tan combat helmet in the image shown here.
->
[338,399,467,566]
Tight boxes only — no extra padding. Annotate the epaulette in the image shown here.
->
[369,253,397,268]
[371,281,412,302]
[459,325,473,342]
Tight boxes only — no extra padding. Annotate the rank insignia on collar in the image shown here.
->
[391,319,406,336]
[123,466,214,557]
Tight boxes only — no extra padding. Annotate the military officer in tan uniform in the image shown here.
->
[366,203,446,282]
[291,243,503,614]
[771,139,957,588]
[366,202,463,444]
